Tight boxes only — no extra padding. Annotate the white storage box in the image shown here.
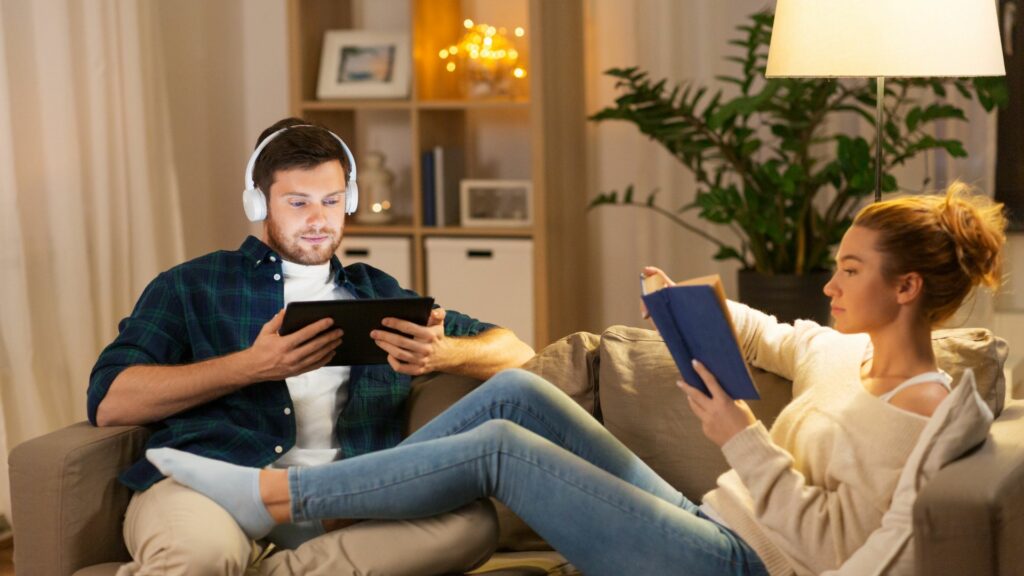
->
[425,237,534,347]
[338,236,413,289]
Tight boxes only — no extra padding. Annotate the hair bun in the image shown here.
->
[936,182,1007,291]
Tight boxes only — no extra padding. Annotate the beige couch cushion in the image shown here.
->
[521,331,601,415]
[932,328,1007,416]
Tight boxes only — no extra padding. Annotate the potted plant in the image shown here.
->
[589,11,1006,323]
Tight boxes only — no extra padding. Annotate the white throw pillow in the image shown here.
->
[822,370,994,576]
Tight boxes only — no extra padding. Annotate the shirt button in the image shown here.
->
[274,445,284,454]
[270,255,277,262]
[284,407,292,415]
[273,273,281,281]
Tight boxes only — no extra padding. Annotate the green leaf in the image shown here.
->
[741,138,762,157]
[713,246,744,262]
[587,191,617,209]
[939,139,967,157]
[906,106,923,132]
[885,120,900,142]
[973,77,1009,110]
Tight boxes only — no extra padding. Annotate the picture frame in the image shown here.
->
[316,30,410,99]
[459,179,533,227]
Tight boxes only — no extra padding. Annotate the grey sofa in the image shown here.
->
[10,326,1023,575]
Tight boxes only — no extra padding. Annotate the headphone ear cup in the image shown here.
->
[346,181,359,215]
[242,187,267,222]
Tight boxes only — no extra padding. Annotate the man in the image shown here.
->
[89,117,535,575]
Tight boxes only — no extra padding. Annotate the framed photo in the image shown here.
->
[460,179,533,227]
[317,31,410,99]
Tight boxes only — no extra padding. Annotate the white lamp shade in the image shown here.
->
[766,0,1005,78]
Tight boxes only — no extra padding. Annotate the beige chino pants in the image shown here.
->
[117,478,498,576]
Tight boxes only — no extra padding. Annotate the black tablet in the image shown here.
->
[280,297,435,366]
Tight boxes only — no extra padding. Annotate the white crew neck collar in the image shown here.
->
[281,259,332,281]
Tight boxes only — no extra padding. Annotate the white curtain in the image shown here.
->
[0,0,185,519]
[585,0,773,330]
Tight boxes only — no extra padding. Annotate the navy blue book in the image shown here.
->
[421,150,436,226]
[641,274,760,400]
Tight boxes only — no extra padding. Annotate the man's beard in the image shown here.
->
[265,215,343,265]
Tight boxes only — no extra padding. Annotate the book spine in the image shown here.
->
[421,150,436,226]
[433,145,445,227]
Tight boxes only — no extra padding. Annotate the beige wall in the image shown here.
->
[156,0,288,259]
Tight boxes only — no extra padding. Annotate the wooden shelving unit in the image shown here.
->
[287,0,586,347]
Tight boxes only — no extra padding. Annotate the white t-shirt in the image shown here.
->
[271,259,354,468]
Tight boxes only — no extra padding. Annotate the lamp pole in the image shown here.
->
[874,77,884,202]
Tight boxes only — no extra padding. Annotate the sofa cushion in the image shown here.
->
[521,331,601,415]
[931,328,1007,417]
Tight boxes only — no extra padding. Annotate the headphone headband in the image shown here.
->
[242,124,358,221]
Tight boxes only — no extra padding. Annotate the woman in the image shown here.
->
[148,183,1006,576]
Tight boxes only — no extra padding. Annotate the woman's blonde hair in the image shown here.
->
[853,181,1007,324]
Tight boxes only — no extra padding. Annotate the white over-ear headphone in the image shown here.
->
[242,125,359,222]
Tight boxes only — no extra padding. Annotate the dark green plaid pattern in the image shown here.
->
[89,236,495,491]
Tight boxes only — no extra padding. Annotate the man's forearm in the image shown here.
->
[95,350,254,427]
[442,328,535,380]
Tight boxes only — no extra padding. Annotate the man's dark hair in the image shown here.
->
[252,117,350,195]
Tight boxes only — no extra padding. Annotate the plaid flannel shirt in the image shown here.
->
[88,236,495,491]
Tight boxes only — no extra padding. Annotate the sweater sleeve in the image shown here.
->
[726,300,831,382]
[720,421,886,573]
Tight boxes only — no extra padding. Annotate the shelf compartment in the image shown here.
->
[416,99,529,110]
[302,99,413,111]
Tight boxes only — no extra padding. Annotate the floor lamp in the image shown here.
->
[765,0,1005,202]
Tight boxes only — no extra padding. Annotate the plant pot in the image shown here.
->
[737,269,832,326]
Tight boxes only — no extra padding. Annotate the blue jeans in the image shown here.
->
[289,369,768,576]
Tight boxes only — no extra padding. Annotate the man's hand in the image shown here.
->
[243,309,343,382]
[371,308,453,376]
[679,359,757,447]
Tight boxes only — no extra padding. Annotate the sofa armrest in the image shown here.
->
[913,401,1024,575]
[10,421,151,576]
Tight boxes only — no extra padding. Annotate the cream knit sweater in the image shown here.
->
[701,302,930,576]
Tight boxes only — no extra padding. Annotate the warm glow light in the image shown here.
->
[767,0,1004,77]
[437,21,528,96]
[381,200,391,210]
[371,203,383,213]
